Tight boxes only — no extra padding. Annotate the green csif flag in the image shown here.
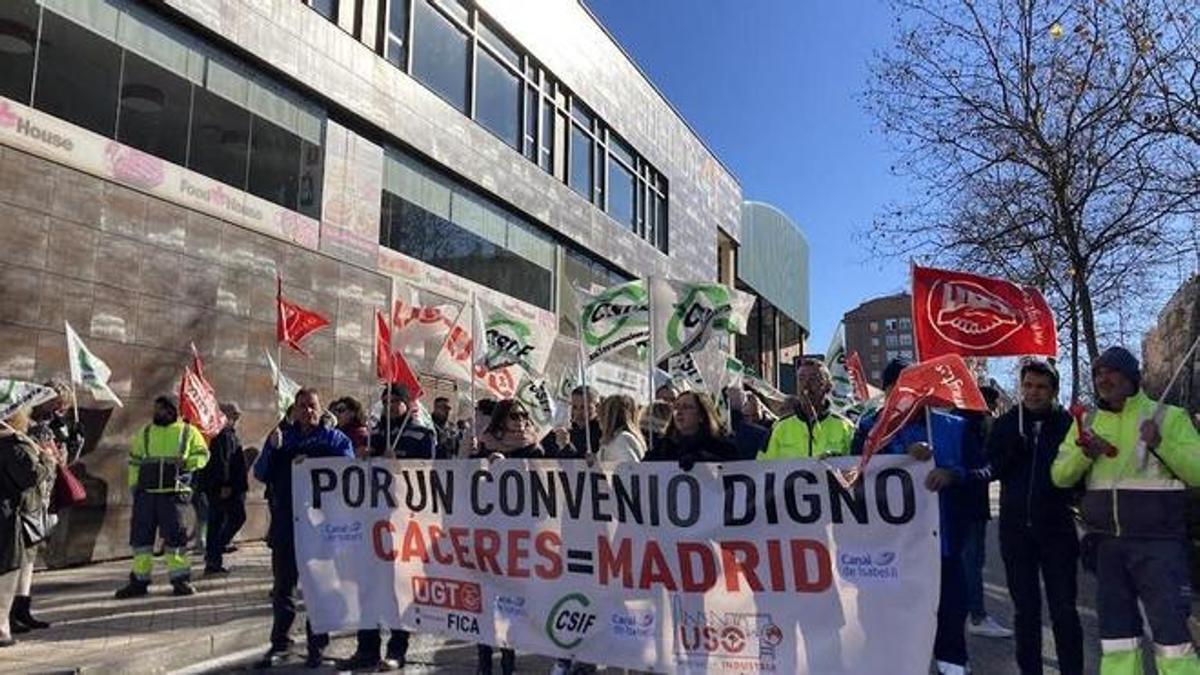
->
[0,379,57,422]
[574,280,650,364]
[650,278,755,361]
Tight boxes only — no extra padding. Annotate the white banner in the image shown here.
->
[294,457,940,674]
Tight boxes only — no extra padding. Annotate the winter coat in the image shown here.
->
[642,432,741,468]
[986,405,1077,534]
[197,426,249,495]
[541,420,602,459]
[598,430,645,463]
[0,431,50,573]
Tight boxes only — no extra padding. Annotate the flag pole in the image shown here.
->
[469,291,478,418]
[644,277,655,459]
[575,320,594,460]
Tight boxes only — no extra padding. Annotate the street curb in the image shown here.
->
[74,616,271,675]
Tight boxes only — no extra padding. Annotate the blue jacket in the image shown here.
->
[254,423,354,546]
[852,408,967,556]
[730,409,770,461]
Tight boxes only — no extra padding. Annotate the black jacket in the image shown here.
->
[540,420,601,459]
[198,427,248,494]
[643,433,741,468]
[986,405,1077,533]
[369,416,441,460]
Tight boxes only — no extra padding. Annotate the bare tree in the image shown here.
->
[863,0,1200,393]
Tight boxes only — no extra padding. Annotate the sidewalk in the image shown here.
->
[3,543,276,674]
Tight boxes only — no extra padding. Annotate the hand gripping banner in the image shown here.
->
[293,457,940,674]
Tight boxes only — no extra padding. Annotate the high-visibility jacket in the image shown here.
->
[1050,391,1200,538]
[757,412,854,460]
[128,421,209,494]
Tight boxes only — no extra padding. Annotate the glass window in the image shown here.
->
[885,318,899,331]
[569,124,592,200]
[885,334,899,348]
[607,160,635,229]
[384,0,408,69]
[298,140,324,219]
[570,99,592,128]
[247,115,302,210]
[187,86,251,189]
[899,317,912,330]
[309,0,337,20]
[34,11,122,137]
[432,0,469,24]
[538,100,554,172]
[871,336,880,347]
[901,349,914,359]
[382,191,553,310]
[475,47,519,149]
[899,333,912,346]
[870,352,880,364]
[871,369,881,381]
[0,0,39,103]
[609,134,635,168]
[116,51,191,166]
[412,0,468,113]
[479,19,518,66]
[654,189,668,252]
[522,86,537,161]
[869,321,879,333]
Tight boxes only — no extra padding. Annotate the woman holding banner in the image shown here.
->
[473,398,543,675]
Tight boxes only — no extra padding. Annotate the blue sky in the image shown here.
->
[585,0,911,351]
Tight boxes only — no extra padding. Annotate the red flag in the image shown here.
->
[277,276,330,356]
[912,265,1057,359]
[375,310,424,400]
[857,353,987,474]
[846,351,869,401]
[179,344,225,441]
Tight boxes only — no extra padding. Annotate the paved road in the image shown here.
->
[191,521,1106,674]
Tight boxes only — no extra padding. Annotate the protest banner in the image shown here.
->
[293,456,939,673]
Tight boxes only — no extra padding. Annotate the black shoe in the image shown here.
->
[304,650,327,669]
[382,649,406,671]
[203,566,230,576]
[336,651,382,671]
[0,637,16,648]
[225,544,239,553]
[10,621,29,635]
[171,579,196,596]
[114,578,149,599]
[11,595,49,630]
[257,645,291,668]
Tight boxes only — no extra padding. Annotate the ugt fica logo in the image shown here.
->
[665,285,734,355]
[927,279,1023,349]
[545,592,597,649]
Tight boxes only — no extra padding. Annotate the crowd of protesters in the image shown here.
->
[0,344,1196,675]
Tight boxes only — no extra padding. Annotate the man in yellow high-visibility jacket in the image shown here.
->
[1051,347,1200,675]
[757,358,854,460]
[115,395,209,599]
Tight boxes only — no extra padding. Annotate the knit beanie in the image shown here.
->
[1093,346,1141,391]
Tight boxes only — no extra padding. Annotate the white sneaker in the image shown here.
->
[967,615,1013,638]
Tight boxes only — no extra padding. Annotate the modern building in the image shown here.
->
[736,201,809,393]
[843,292,915,387]
[0,0,812,564]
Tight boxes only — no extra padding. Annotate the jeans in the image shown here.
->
[961,518,987,620]
[204,492,246,569]
[934,554,968,667]
[999,525,1083,675]
[268,538,329,654]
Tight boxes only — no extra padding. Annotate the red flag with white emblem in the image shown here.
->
[179,343,225,440]
[375,310,424,400]
[912,265,1057,359]
[277,275,330,357]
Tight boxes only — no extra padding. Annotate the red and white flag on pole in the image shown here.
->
[375,310,424,400]
[912,265,1057,359]
[856,353,988,476]
[277,275,330,356]
[179,343,225,440]
[846,351,870,402]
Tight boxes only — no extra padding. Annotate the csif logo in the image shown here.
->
[665,285,734,355]
[928,280,1023,349]
[545,592,597,649]
[582,283,649,348]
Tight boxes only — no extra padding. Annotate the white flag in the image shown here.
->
[650,278,755,361]
[0,379,57,421]
[265,349,301,417]
[65,321,122,407]
[474,295,555,377]
[825,322,856,412]
[516,376,556,432]
[574,280,650,364]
